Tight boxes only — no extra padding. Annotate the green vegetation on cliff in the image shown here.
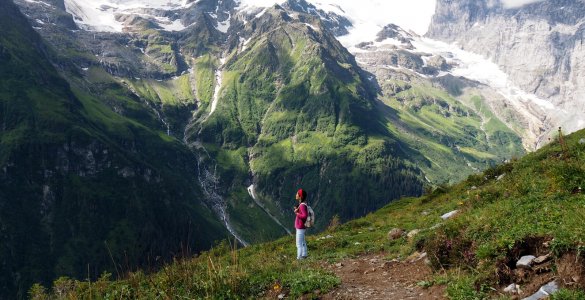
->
[0,2,227,298]
[378,78,525,184]
[188,8,425,244]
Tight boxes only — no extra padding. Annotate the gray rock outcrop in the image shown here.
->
[428,0,585,146]
[522,280,559,300]
[516,255,536,268]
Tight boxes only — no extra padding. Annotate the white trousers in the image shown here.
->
[296,228,307,259]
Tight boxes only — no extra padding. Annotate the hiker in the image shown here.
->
[294,188,308,260]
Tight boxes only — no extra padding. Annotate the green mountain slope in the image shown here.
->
[0,2,227,298]
[183,7,425,243]
[33,126,585,299]
[378,75,525,183]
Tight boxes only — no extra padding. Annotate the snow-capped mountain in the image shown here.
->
[64,0,191,32]
[63,0,235,32]
[351,25,556,149]
[428,0,585,145]
[61,0,436,36]
[59,0,579,148]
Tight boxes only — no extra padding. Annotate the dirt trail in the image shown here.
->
[321,253,446,300]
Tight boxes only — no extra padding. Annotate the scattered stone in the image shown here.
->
[388,228,405,240]
[470,186,477,190]
[421,211,430,216]
[579,138,585,145]
[533,254,551,264]
[503,283,520,294]
[407,229,421,239]
[278,293,285,299]
[363,267,376,275]
[441,210,458,220]
[430,223,442,230]
[517,255,536,268]
[522,281,559,300]
[497,173,506,181]
[317,234,334,241]
[406,251,421,262]
[335,262,344,268]
[354,242,361,245]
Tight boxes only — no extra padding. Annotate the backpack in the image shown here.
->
[301,203,315,228]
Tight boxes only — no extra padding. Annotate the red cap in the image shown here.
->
[297,189,306,201]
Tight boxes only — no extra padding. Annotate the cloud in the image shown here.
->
[501,0,546,9]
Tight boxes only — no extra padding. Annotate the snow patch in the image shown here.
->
[240,36,253,51]
[501,0,545,9]
[209,56,227,116]
[411,37,555,110]
[255,7,269,19]
[303,22,318,31]
[247,184,257,200]
[63,0,438,39]
[24,0,53,7]
[157,17,186,31]
[64,0,197,32]
[216,14,231,33]
[235,0,435,42]
[64,0,123,32]
[308,0,436,46]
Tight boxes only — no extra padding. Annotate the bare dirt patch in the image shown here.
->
[321,253,446,300]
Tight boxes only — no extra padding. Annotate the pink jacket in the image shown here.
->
[295,203,308,229]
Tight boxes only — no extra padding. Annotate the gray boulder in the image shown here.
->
[522,281,559,300]
[441,210,458,220]
[516,255,536,268]
[388,228,405,240]
[503,283,521,294]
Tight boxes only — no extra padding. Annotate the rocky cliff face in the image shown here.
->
[428,0,585,146]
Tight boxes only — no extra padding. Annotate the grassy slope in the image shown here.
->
[126,72,197,135]
[33,109,585,299]
[379,78,525,184]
